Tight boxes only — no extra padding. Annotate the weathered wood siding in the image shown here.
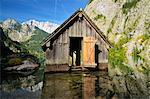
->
[45,16,108,67]
[45,29,69,65]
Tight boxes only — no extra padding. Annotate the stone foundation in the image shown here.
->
[45,64,70,72]
[45,63,108,72]
[97,63,108,71]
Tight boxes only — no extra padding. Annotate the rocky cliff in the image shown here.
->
[0,19,54,73]
[85,0,150,76]
[1,19,58,42]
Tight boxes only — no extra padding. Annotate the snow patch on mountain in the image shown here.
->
[22,20,59,33]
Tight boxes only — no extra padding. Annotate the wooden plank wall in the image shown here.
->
[45,16,108,65]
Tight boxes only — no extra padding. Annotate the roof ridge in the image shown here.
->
[41,10,82,45]
[41,10,113,48]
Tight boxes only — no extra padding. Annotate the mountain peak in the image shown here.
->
[1,18,58,42]
[22,20,59,33]
[2,18,20,29]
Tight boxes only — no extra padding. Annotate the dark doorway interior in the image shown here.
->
[69,37,82,66]
[95,44,101,65]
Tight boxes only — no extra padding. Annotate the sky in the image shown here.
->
[1,0,89,24]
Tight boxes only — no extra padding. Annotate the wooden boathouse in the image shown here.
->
[41,9,112,72]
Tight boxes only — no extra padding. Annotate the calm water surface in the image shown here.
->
[1,71,149,99]
[41,71,149,99]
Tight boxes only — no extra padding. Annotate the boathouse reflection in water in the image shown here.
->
[41,71,149,99]
[41,72,114,99]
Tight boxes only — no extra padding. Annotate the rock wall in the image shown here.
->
[85,0,150,76]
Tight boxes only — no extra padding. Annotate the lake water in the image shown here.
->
[41,71,149,99]
[1,71,149,99]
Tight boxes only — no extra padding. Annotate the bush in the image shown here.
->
[94,14,106,21]
[122,0,139,14]
[109,47,133,75]
[8,58,22,66]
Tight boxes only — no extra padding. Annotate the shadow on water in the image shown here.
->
[41,71,149,99]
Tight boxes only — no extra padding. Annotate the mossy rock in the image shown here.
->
[8,58,22,66]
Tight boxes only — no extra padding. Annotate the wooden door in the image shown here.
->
[83,37,97,68]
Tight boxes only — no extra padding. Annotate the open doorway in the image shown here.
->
[69,37,82,66]
[95,44,101,66]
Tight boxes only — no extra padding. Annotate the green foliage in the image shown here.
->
[107,28,112,34]
[141,64,150,76]
[144,21,150,33]
[109,46,126,68]
[108,34,149,75]
[109,36,134,74]
[109,46,133,74]
[140,33,150,41]
[107,14,117,34]
[1,21,48,83]
[92,10,96,13]
[94,14,106,21]
[123,16,129,30]
[22,29,48,57]
[116,36,129,47]
[121,65,133,75]
[21,28,48,81]
[132,46,141,62]
[122,0,140,14]
[8,58,22,66]
[124,16,140,36]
